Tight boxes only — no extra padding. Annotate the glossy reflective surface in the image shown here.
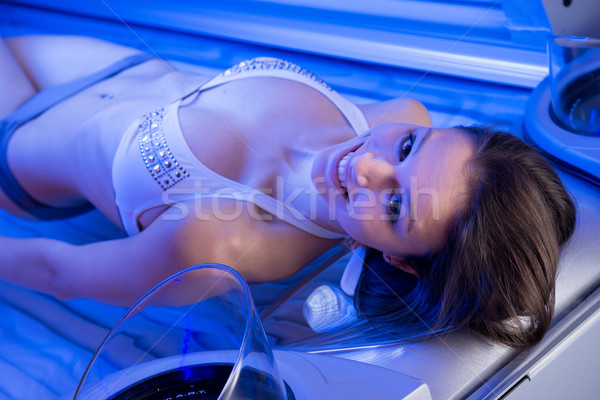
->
[549,36,600,135]
[73,265,288,400]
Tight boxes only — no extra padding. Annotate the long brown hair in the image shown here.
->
[356,127,576,349]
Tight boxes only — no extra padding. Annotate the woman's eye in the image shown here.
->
[387,194,402,223]
[399,133,415,161]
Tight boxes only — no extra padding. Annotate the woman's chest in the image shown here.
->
[178,77,357,192]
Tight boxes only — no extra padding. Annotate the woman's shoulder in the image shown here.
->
[359,97,432,127]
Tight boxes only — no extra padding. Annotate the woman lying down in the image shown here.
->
[0,35,575,349]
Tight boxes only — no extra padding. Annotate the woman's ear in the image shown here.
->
[384,254,419,277]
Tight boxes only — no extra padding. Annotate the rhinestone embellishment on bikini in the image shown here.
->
[138,108,189,190]
[222,58,333,91]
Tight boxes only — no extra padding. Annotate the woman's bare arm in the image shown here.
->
[5,35,145,90]
[0,199,330,306]
[0,35,36,119]
[0,217,187,306]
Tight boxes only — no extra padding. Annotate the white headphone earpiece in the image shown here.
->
[340,246,366,296]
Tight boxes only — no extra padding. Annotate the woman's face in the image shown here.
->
[311,123,475,261]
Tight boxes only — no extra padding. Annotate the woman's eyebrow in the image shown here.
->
[405,127,434,234]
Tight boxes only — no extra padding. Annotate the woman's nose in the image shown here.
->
[352,152,396,189]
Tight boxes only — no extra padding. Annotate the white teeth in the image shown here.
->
[337,151,354,191]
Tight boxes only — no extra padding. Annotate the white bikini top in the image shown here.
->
[112,57,370,237]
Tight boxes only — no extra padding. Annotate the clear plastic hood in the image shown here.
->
[72,264,290,400]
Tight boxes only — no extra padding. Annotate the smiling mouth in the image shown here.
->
[335,137,368,197]
[337,151,354,195]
